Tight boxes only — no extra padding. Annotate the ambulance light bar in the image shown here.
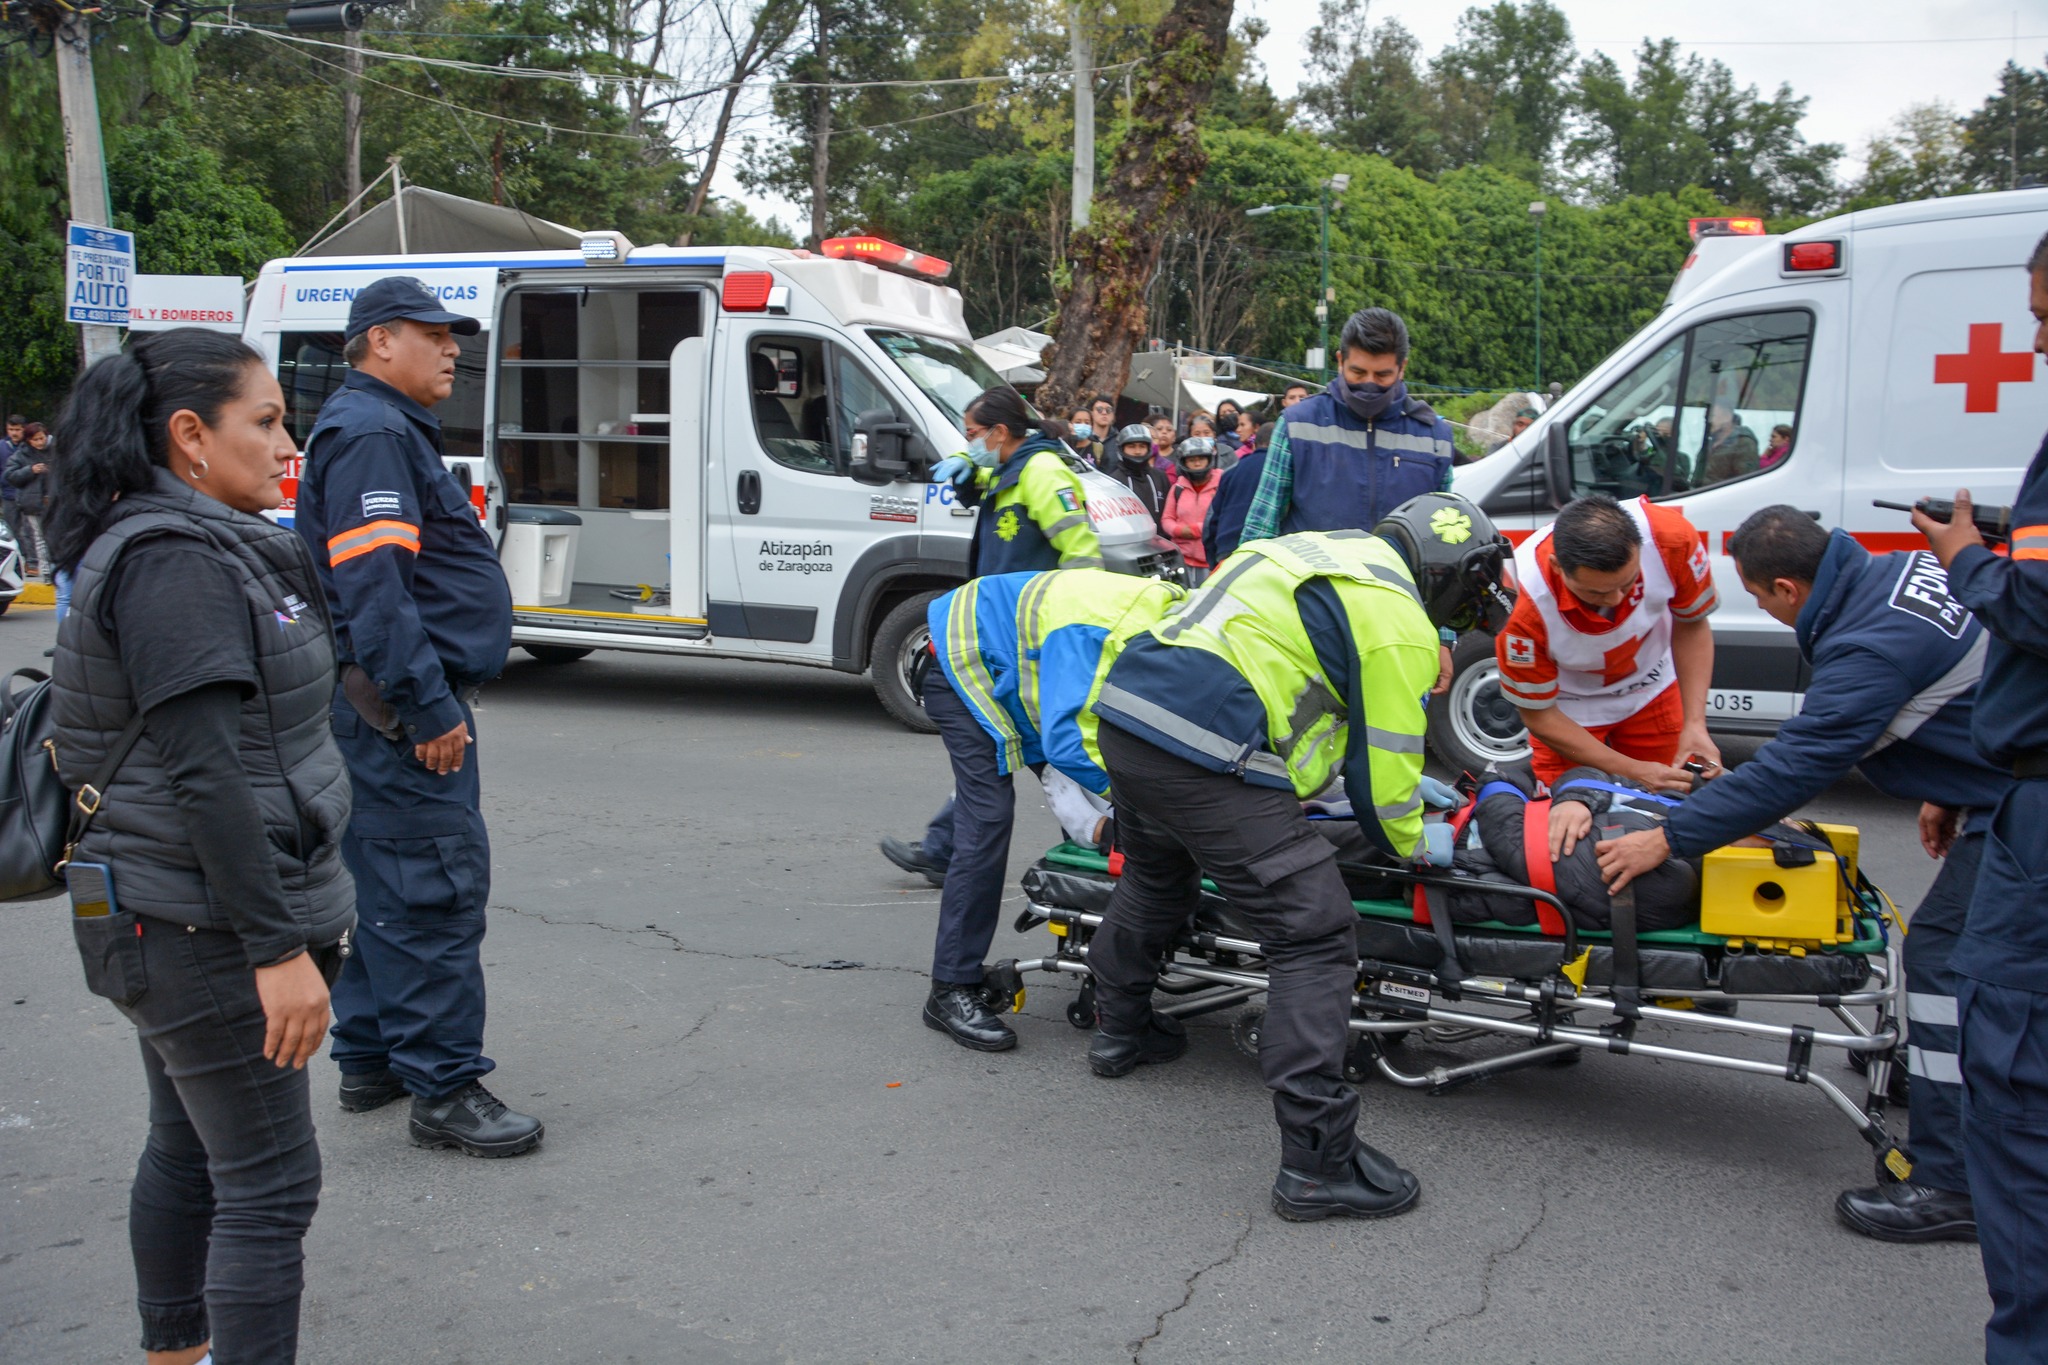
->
[1687,217,1766,240]
[819,236,953,281]
[581,231,635,263]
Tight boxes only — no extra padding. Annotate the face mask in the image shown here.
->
[966,436,999,468]
[1072,424,1092,440]
[1335,373,1400,421]
[1122,446,1152,465]
[1184,465,1211,486]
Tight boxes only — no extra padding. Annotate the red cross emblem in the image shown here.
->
[1935,323,2035,413]
[1601,634,1643,687]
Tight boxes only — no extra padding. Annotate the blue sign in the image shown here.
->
[65,222,136,327]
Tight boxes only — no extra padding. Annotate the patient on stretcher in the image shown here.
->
[1439,767,1699,932]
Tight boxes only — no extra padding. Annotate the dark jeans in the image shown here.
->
[1900,830,1981,1194]
[1092,722,1363,1175]
[924,667,1037,984]
[120,920,324,1363]
[329,693,493,1098]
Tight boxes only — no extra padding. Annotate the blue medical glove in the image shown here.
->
[1416,775,1461,811]
[1418,821,1455,867]
[930,454,973,486]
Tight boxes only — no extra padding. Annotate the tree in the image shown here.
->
[1847,102,1972,210]
[1430,0,1576,184]
[1036,0,1235,414]
[1962,59,2048,192]
[1298,6,1444,174]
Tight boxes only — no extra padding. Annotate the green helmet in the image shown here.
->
[1373,492,1514,635]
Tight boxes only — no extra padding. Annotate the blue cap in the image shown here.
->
[344,275,481,342]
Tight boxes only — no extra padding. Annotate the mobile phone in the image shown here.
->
[65,861,119,919]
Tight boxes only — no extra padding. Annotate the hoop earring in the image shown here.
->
[190,458,209,480]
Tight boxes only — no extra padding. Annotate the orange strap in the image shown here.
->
[1520,799,1571,937]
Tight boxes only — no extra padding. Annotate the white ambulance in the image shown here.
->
[242,234,1178,730]
[1436,187,2048,773]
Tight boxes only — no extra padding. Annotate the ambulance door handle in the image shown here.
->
[737,470,762,515]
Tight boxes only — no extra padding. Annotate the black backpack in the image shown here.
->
[0,668,142,901]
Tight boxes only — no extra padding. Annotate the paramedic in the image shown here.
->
[298,277,542,1158]
[1595,505,2008,1244]
[1086,495,1512,1221]
[918,569,1186,1050]
[1910,230,2048,1364]
[1497,492,1718,791]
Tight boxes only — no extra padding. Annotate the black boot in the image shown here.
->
[923,984,1017,1052]
[880,837,947,888]
[1087,1010,1187,1077]
[410,1082,545,1157]
[1273,1143,1421,1222]
[1835,1181,1977,1243]
[338,1068,407,1113]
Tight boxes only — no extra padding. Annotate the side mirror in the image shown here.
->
[851,407,920,486]
[1542,424,1572,510]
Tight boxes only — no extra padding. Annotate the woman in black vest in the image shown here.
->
[50,329,355,1365]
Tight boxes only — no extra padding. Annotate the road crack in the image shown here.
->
[1129,1217,1253,1362]
[493,902,925,976]
[1412,1191,1548,1346]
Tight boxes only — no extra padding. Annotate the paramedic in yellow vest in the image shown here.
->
[929,385,1102,577]
[1496,492,1719,792]
[1084,494,1513,1222]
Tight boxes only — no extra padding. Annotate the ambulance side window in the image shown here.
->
[747,337,837,475]
[829,349,897,471]
[1561,309,1811,501]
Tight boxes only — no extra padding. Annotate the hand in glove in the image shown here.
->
[930,454,975,487]
[1416,775,1462,811]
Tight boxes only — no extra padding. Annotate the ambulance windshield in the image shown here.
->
[869,330,1011,430]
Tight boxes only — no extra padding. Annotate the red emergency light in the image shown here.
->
[1688,216,1767,240]
[819,236,953,281]
[1784,240,1842,272]
[721,271,775,311]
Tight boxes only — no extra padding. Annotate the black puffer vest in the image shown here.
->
[52,470,355,942]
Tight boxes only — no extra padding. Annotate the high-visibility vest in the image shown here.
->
[930,569,1185,792]
[1088,530,1439,855]
[1511,496,1677,727]
[967,440,1104,577]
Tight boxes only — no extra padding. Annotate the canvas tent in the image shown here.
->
[301,186,583,258]
[973,326,1053,384]
[1121,351,1268,418]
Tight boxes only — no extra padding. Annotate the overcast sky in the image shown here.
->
[720,0,2047,234]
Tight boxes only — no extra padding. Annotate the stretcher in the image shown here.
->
[994,836,1917,1184]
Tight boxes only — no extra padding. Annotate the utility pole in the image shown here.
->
[808,0,831,248]
[344,29,365,219]
[1068,2,1094,230]
[1529,198,1547,390]
[53,13,122,367]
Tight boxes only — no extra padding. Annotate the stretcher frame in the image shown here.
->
[1000,844,1915,1183]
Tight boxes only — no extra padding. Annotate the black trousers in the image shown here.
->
[120,922,327,1363]
[1092,723,1363,1175]
[924,667,1042,985]
[1900,830,1981,1194]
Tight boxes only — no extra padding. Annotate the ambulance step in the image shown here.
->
[512,608,709,639]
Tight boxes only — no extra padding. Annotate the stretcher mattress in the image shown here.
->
[1021,849,1876,997]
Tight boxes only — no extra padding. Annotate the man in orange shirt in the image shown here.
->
[1496,493,1718,792]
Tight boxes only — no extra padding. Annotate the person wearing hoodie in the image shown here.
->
[1159,436,1221,580]
[1100,422,1172,528]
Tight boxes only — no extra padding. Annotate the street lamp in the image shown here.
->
[1529,198,1547,391]
[1247,173,1351,377]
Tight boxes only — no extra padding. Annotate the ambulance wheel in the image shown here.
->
[1427,631,1530,775]
[523,645,592,665]
[871,590,944,735]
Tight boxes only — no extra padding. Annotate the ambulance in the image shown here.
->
[242,234,1178,730]
[1433,186,2048,774]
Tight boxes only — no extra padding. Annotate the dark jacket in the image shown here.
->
[5,442,53,514]
[1270,383,1454,537]
[1204,447,1266,565]
[1663,531,2011,856]
[51,470,355,942]
[1098,453,1172,525]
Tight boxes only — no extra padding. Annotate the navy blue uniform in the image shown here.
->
[297,370,513,1099]
[1946,428,2048,1364]
[1664,531,2010,1195]
[1203,446,1265,567]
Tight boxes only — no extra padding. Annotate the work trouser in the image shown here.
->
[1900,830,1982,1195]
[327,691,494,1099]
[1091,722,1363,1176]
[921,795,956,868]
[924,668,1037,985]
[1959,781,2048,1365]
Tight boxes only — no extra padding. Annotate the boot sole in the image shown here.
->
[409,1120,545,1158]
[338,1084,407,1113]
[1088,1036,1188,1078]
[1833,1201,1977,1244]
[922,1007,1016,1052]
[880,845,948,887]
[1272,1183,1421,1222]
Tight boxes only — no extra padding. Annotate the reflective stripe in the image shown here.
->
[1284,421,1377,450]
[1015,573,1057,725]
[1376,797,1422,822]
[1500,677,1558,702]
[1870,633,1987,754]
[945,582,1024,770]
[1365,563,1422,603]
[1908,1043,1962,1085]
[1058,554,1105,569]
[1044,512,1091,538]
[1373,429,1442,456]
[1907,991,1960,1027]
[1095,681,1290,780]
[1670,588,1719,620]
[1161,554,1267,640]
[2013,526,2048,561]
[327,519,420,565]
[1366,725,1427,755]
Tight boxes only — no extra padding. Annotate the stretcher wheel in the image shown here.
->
[1232,1006,1265,1060]
[1066,979,1097,1030]
[982,960,1025,1015]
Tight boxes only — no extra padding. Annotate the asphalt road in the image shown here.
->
[0,602,1992,1364]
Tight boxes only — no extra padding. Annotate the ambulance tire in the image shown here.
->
[523,645,593,665]
[1427,631,1530,777]
[872,590,943,735]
